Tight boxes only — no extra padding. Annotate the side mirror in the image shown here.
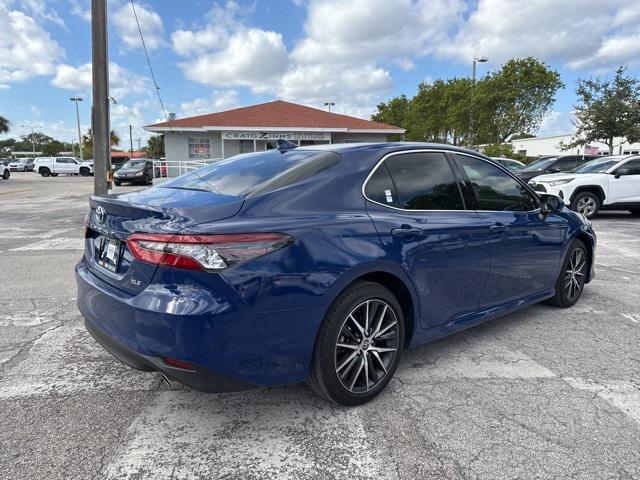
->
[614,167,632,179]
[540,194,564,215]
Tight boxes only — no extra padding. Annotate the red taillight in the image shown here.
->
[126,232,293,271]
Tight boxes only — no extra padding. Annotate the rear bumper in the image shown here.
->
[84,316,257,392]
[75,258,322,389]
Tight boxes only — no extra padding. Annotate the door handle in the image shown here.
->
[490,223,509,233]
[391,227,423,238]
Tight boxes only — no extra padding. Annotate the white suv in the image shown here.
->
[34,157,94,177]
[529,155,640,218]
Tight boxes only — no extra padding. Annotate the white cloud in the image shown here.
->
[51,62,148,100]
[179,90,240,117]
[537,111,575,137]
[112,2,165,51]
[69,0,91,21]
[0,4,64,87]
[17,0,67,28]
[171,2,287,93]
[437,0,640,71]
[292,0,464,66]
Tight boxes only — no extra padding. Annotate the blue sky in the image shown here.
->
[1,0,639,147]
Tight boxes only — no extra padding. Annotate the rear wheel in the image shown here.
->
[79,167,90,177]
[2,170,9,180]
[114,180,121,186]
[23,166,28,172]
[571,192,600,219]
[308,281,404,406]
[40,168,50,177]
[546,239,588,308]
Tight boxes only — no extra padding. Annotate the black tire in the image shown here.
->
[546,239,589,308]
[79,167,90,177]
[308,281,404,406]
[40,168,50,177]
[570,192,600,219]
[51,173,59,177]
[23,166,28,172]
[629,209,640,216]
[146,174,152,185]
[114,180,121,186]
[2,170,9,180]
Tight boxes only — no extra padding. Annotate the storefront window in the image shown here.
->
[239,140,255,154]
[189,138,211,159]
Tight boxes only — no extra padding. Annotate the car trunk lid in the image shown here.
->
[84,186,244,295]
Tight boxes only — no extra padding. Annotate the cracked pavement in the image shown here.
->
[1,173,639,479]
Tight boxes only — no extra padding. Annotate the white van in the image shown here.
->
[34,157,94,177]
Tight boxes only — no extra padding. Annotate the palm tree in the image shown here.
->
[0,116,9,134]
[81,129,122,158]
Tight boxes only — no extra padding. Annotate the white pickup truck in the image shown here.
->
[528,154,640,218]
[34,157,94,177]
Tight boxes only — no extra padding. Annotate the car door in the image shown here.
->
[608,159,640,204]
[364,150,493,329]
[454,154,568,308]
[55,158,69,173]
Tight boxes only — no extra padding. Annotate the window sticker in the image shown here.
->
[384,189,393,203]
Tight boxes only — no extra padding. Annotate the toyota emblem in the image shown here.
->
[96,206,106,224]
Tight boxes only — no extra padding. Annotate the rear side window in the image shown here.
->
[456,155,539,211]
[364,164,399,208]
[161,149,340,197]
[383,152,464,210]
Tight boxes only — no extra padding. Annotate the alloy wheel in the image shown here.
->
[334,299,399,394]
[564,247,586,302]
[576,196,596,217]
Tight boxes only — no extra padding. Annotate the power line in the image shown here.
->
[129,0,173,132]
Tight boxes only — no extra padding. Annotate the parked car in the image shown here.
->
[528,154,640,218]
[24,158,35,171]
[491,157,526,170]
[515,154,599,183]
[34,157,94,177]
[113,159,154,186]
[77,143,596,406]
[0,163,9,180]
[8,159,30,172]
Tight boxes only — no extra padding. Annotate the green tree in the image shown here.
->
[565,66,640,154]
[0,116,9,134]
[81,129,122,159]
[474,57,563,144]
[145,135,165,158]
[42,140,66,156]
[371,95,411,140]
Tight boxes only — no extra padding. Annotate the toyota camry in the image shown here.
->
[76,143,596,405]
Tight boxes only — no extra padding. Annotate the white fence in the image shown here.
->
[151,158,221,182]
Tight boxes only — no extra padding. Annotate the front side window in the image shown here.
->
[616,159,640,175]
[188,138,211,159]
[383,152,464,210]
[456,155,539,211]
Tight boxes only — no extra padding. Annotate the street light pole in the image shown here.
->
[324,102,335,112]
[21,124,43,156]
[70,97,84,160]
[470,56,488,149]
[91,0,111,196]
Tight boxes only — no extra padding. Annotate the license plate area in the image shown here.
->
[97,237,123,273]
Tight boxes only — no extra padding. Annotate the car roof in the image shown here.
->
[296,141,487,157]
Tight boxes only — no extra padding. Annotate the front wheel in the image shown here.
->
[571,192,600,219]
[2,170,9,180]
[308,281,404,406]
[546,239,589,308]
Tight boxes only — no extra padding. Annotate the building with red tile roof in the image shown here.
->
[144,100,404,161]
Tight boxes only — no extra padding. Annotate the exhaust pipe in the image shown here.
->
[159,372,172,388]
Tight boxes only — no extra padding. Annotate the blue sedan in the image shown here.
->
[76,143,596,405]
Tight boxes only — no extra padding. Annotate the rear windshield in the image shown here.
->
[160,149,341,197]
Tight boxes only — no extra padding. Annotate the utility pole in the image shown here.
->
[129,125,133,154]
[92,0,110,195]
[70,97,84,160]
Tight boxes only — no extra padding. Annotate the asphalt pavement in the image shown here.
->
[1,172,639,480]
